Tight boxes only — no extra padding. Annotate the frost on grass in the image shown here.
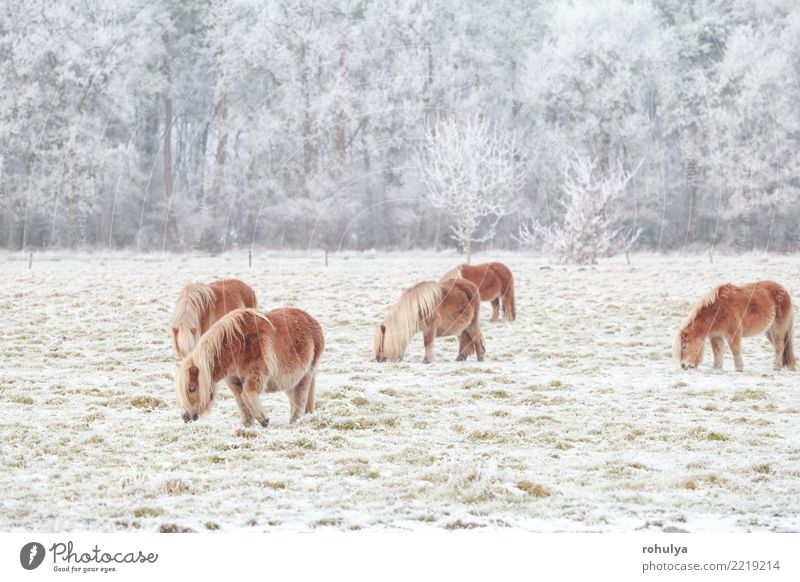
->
[1,252,799,532]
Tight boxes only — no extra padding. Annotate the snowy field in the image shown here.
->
[1,251,799,532]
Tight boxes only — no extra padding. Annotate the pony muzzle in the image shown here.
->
[182,411,199,423]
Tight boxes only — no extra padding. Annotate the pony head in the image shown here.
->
[175,355,214,422]
[172,324,200,359]
[373,319,407,362]
[673,325,704,369]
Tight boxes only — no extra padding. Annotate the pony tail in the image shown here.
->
[502,274,516,321]
[784,312,796,371]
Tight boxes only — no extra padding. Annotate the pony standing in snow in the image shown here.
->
[171,279,257,359]
[673,281,796,372]
[175,308,324,427]
[374,278,485,363]
[441,262,515,321]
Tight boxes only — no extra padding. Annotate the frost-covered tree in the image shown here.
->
[521,151,642,264]
[418,115,525,262]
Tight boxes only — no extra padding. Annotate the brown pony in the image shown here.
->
[673,281,796,372]
[374,278,485,363]
[171,279,257,358]
[442,262,515,321]
[175,307,324,426]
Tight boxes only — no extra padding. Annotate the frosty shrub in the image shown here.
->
[520,152,642,264]
[418,116,526,262]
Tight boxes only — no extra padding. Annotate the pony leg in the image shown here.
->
[241,376,270,428]
[456,332,471,361]
[468,311,485,361]
[288,375,312,424]
[226,377,253,426]
[727,333,744,372]
[423,331,434,363]
[490,298,500,322]
[771,332,785,371]
[473,332,485,361]
[305,376,316,414]
[710,337,725,369]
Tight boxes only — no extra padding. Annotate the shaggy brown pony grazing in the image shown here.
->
[673,281,796,372]
[442,262,515,321]
[171,279,257,358]
[175,307,324,426]
[374,278,485,363]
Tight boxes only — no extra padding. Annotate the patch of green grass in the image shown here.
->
[9,395,34,405]
[732,389,768,402]
[204,522,220,530]
[258,480,287,490]
[487,390,510,399]
[332,418,377,431]
[130,396,166,410]
[625,429,645,441]
[133,507,163,518]
[351,395,370,407]
[753,464,771,474]
[468,430,499,442]
[707,432,730,442]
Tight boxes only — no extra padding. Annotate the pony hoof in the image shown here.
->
[259,418,270,428]
[477,356,484,362]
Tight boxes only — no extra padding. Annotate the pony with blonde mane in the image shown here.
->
[673,281,796,372]
[374,278,485,363]
[175,307,324,426]
[442,262,515,321]
[171,279,257,359]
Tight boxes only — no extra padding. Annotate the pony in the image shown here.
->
[175,307,324,426]
[673,281,796,372]
[171,279,257,359]
[441,262,515,321]
[374,278,485,363]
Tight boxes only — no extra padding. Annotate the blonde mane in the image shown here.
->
[672,285,724,360]
[682,285,724,328]
[172,283,216,356]
[441,264,463,281]
[181,308,273,412]
[375,281,442,361]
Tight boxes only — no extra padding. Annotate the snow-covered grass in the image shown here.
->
[1,251,799,532]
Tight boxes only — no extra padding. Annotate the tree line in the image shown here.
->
[1,0,798,255]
